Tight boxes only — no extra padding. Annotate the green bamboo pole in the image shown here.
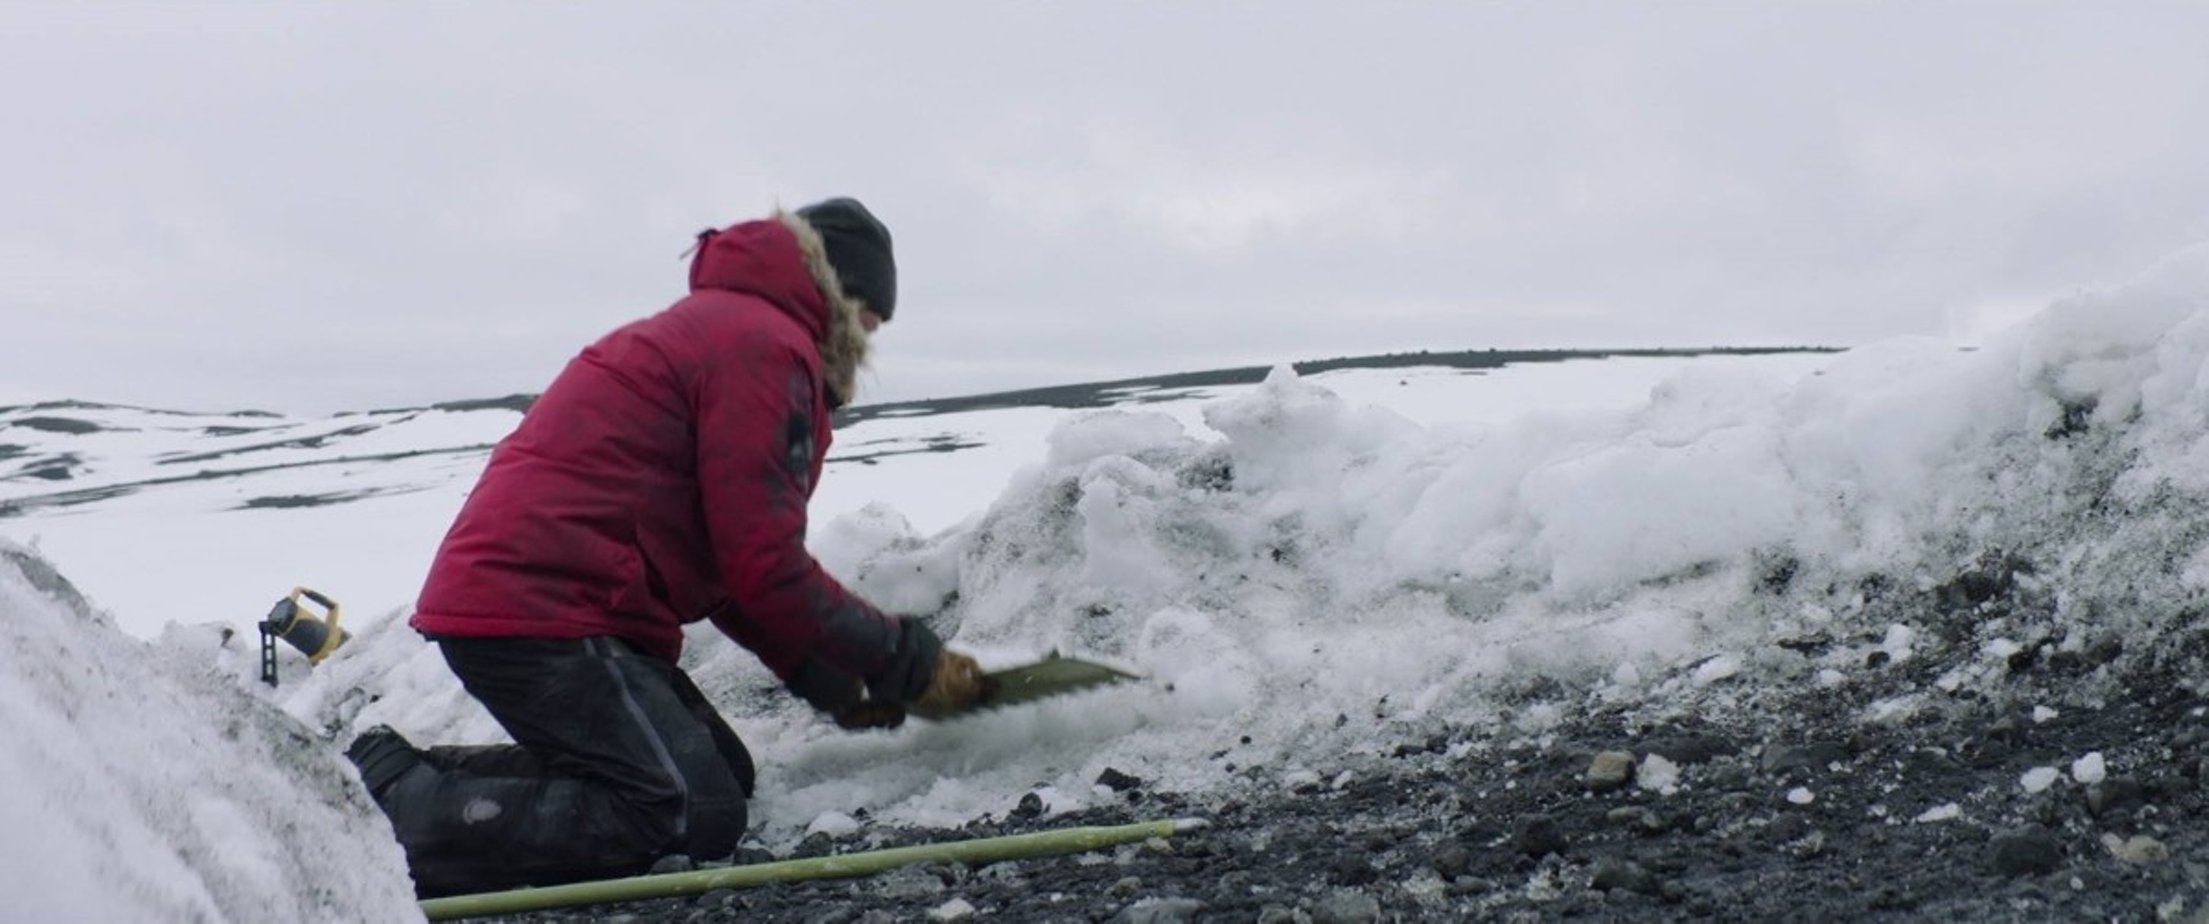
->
[418,817,1210,921]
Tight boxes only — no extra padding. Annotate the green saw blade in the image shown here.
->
[915,653,1139,720]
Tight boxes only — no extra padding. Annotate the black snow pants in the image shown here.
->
[372,636,755,897]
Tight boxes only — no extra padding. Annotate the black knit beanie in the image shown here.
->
[796,197,897,322]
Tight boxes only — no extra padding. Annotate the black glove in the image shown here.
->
[786,619,945,730]
[865,618,943,705]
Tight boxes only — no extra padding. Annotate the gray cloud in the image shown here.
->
[4,3,2207,412]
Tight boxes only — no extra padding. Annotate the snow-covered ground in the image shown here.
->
[6,243,2209,918]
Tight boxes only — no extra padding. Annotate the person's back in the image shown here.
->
[412,211,861,667]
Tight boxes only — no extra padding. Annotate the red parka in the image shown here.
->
[411,216,904,688]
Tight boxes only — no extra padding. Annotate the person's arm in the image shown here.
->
[689,331,938,714]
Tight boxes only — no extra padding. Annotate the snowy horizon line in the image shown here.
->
[1,342,1847,422]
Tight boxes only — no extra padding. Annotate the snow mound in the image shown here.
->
[0,542,417,921]
[304,245,2209,846]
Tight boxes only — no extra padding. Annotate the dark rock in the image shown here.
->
[1097,768,1145,792]
[1641,733,1734,765]
[1513,813,1566,858]
[1987,825,2063,877]
[1963,735,2012,768]
[1867,885,1920,911]
[1590,857,1658,895]
[2086,778,2146,817]
[1773,630,1825,653]
[1606,806,1667,835]
[1329,855,1378,886]
[1012,791,1045,819]
[1432,844,1472,879]
[1761,741,1849,778]
[1907,748,1962,772]
[793,831,835,859]
[647,853,695,875]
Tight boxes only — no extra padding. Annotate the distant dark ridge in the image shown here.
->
[348,394,540,417]
[832,346,1841,425]
[0,399,280,418]
[8,346,1840,424]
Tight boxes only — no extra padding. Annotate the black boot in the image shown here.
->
[344,725,421,798]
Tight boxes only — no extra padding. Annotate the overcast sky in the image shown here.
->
[4,3,2207,413]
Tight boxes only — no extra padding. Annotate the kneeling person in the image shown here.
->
[346,197,982,897]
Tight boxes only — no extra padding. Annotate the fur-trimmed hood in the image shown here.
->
[684,213,871,406]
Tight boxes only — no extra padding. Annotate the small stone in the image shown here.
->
[1586,751,1636,791]
[1108,876,1143,898]
[2102,833,2169,865]
[1097,768,1146,792]
[927,897,976,922]
[2020,766,2061,793]
[647,854,696,875]
[1311,889,1382,924]
[1913,803,1962,823]
[1120,897,1204,924]
[2071,752,2107,785]
[1987,825,2063,877]
[1513,813,1566,858]
[1011,792,1045,819]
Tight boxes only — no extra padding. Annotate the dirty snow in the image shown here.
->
[0,544,417,920]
